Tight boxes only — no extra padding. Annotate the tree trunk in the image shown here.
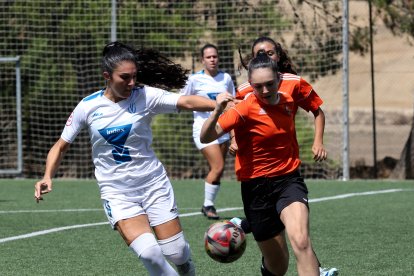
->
[390,116,414,179]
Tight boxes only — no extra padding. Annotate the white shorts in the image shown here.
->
[192,121,230,150]
[101,174,179,229]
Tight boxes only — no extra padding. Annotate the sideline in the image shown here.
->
[0,188,407,244]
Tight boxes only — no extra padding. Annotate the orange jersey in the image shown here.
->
[218,91,301,181]
[236,73,323,114]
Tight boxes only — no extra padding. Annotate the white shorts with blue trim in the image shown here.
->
[101,173,179,229]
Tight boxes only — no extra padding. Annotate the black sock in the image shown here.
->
[261,257,275,276]
[241,218,252,234]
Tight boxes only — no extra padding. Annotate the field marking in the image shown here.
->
[0,208,102,214]
[0,222,108,243]
[0,188,410,244]
[308,188,405,202]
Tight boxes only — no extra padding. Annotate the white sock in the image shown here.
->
[204,182,220,207]
[129,233,178,276]
[158,231,191,265]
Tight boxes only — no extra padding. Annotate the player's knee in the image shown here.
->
[289,232,311,253]
[158,231,191,265]
[129,233,168,271]
[139,243,166,267]
[212,162,225,173]
[209,166,224,180]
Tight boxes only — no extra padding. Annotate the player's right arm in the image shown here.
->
[200,93,233,143]
[34,138,71,203]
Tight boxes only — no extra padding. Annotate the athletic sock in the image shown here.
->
[129,233,177,276]
[204,181,220,207]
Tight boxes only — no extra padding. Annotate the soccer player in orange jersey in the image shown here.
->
[234,37,337,276]
[231,37,326,162]
[200,53,331,276]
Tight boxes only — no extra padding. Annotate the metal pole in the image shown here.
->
[342,0,350,180]
[16,57,22,175]
[368,0,378,178]
[0,56,22,175]
[111,0,117,42]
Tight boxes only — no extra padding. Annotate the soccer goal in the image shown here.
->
[0,56,22,176]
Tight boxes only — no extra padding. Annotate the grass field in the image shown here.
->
[1,179,413,275]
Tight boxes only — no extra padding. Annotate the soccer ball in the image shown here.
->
[204,220,246,263]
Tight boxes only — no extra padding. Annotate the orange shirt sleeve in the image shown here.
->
[293,77,323,112]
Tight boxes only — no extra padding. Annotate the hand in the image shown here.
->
[34,178,53,203]
[229,137,238,156]
[312,143,327,162]
[215,92,234,112]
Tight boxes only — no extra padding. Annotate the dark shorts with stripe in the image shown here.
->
[241,170,309,242]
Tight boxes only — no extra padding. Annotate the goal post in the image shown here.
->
[0,56,23,176]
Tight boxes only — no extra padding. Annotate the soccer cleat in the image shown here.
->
[319,267,339,276]
[230,217,252,234]
[176,258,195,276]
[201,205,219,220]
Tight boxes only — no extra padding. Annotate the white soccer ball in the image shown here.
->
[204,220,247,263]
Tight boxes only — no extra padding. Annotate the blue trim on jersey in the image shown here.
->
[194,69,224,75]
[83,90,104,102]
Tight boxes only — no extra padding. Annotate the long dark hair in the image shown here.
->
[102,41,190,90]
[239,36,297,75]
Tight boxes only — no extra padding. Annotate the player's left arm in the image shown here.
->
[311,107,327,162]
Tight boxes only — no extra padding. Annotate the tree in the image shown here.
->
[370,0,414,179]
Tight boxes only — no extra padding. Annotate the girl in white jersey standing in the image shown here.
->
[181,44,235,220]
[34,41,232,276]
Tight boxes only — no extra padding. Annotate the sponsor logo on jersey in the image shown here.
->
[207,92,220,100]
[92,112,103,118]
[99,124,132,164]
[106,128,125,135]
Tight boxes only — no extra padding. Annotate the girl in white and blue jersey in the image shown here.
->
[34,41,233,276]
[180,44,235,220]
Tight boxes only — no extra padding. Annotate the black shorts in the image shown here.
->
[241,170,309,242]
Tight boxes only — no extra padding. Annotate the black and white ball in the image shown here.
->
[204,220,246,263]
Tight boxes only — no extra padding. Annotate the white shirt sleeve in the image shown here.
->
[61,102,87,143]
[145,86,181,114]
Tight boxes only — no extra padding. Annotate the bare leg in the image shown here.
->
[280,202,319,276]
[257,231,290,275]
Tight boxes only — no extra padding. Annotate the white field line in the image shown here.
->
[0,188,408,244]
[0,209,102,214]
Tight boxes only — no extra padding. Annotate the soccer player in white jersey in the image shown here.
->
[180,44,235,220]
[34,41,234,276]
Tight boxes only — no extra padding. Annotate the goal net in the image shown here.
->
[0,0,344,179]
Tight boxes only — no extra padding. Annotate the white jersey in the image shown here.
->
[181,70,235,124]
[61,86,180,196]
